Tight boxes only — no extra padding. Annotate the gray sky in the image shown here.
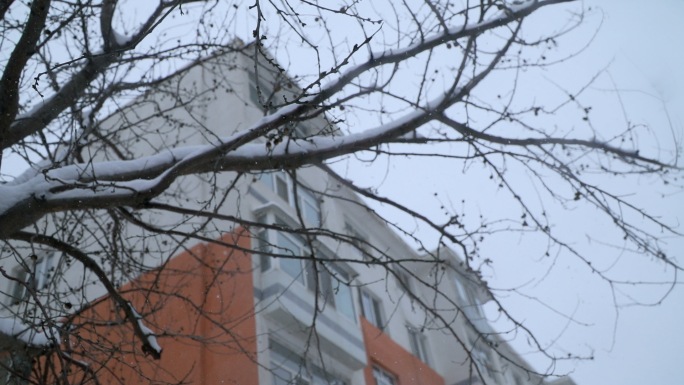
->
[546,1,684,384]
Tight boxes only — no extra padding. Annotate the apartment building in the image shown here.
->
[0,45,575,385]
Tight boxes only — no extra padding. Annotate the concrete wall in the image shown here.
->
[0,47,572,385]
[40,230,258,385]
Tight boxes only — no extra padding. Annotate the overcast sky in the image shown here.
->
[546,1,684,384]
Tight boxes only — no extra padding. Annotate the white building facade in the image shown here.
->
[0,46,575,385]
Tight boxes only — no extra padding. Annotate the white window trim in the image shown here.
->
[406,325,430,364]
[254,210,356,320]
[269,339,348,385]
[329,265,356,321]
[274,230,310,286]
[468,334,497,381]
[360,289,384,329]
[259,172,321,227]
[344,220,371,261]
[11,252,57,305]
[372,366,396,385]
[453,276,484,318]
[473,346,494,379]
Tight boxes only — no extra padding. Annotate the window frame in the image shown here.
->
[10,253,56,305]
[255,212,356,320]
[344,221,370,260]
[274,230,311,286]
[372,366,396,385]
[472,346,495,379]
[360,289,384,329]
[298,187,321,227]
[272,366,310,385]
[259,171,321,227]
[406,325,430,364]
[329,265,356,321]
[468,334,497,381]
[274,172,292,203]
[453,276,484,318]
[269,339,348,385]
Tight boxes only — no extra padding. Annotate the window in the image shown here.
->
[316,264,356,320]
[360,290,384,329]
[331,267,355,320]
[272,366,310,385]
[259,172,321,227]
[407,326,430,364]
[11,253,56,305]
[468,334,496,380]
[272,231,311,286]
[275,172,290,202]
[256,226,272,272]
[344,222,369,259]
[298,188,321,227]
[270,340,347,385]
[256,218,356,320]
[453,277,484,318]
[372,366,396,385]
[472,346,495,380]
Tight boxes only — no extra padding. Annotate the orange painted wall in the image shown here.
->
[50,230,259,385]
[361,318,444,385]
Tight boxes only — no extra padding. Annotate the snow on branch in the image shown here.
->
[6,231,164,359]
[126,303,162,358]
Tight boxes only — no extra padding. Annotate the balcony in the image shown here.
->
[255,267,367,371]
